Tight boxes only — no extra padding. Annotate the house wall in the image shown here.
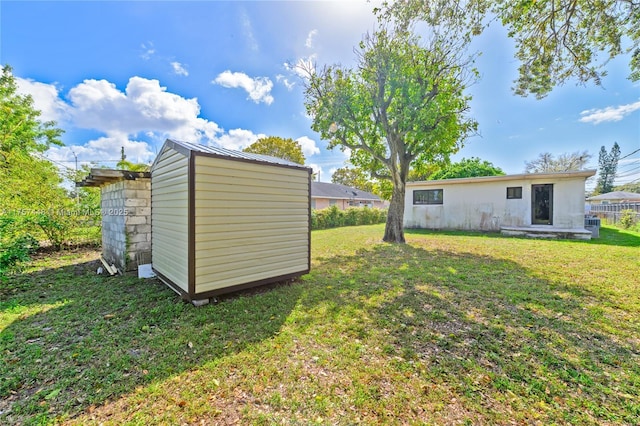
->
[312,198,386,210]
[101,178,151,271]
[193,155,310,294]
[151,147,189,292]
[404,175,587,231]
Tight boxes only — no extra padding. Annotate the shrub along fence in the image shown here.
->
[311,205,387,230]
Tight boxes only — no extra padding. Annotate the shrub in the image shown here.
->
[618,209,637,230]
[0,214,39,275]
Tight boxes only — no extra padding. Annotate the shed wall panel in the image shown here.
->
[193,155,309,294]
[151,147,189,291]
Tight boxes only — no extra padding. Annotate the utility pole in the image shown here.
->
[71,150,79,204]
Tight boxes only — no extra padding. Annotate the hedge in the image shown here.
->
[311,205,387,230]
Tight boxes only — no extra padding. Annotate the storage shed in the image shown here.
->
[151,139,312,301]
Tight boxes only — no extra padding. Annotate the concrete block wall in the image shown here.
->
[101,178,151,271]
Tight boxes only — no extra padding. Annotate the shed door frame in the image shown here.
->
[531,184,553,225]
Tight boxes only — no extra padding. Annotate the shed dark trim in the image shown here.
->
[154,268,310,301]
[307,170,312,271]
[187,151,196,296]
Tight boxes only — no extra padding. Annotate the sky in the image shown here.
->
[1,0,639,190]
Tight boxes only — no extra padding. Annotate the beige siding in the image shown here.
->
[194,156,309,293]
[151,147,189,291]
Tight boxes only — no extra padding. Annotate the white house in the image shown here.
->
[404,170,596,239]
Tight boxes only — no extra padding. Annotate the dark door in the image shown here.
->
[532,184,553,225]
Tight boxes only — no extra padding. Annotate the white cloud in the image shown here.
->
[276,74,295,91]
[140,42,155,60]
[328,167,338,180]
[47,135,155,166]
[67,77,221,143]
[211,128,265,151]
[296,136,320,157]
[18,74,275,168]
[579,100,640,124]
[305,29,318,48]
[171,61,189,76]
[240,9,258,51]
[16,77,69,123]
[213,70,274,105]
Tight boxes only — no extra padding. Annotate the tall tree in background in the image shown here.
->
[524,151,592,173]
[303,27,477,243]
[331,167,376,194]
[430,157,504,180]
[243,136,306,165]
[595,142,621,194]
[379,0,639,98]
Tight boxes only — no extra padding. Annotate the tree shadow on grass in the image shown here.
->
[0,252,303,425]
[297,243,639,424]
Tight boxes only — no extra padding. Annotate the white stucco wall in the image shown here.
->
[404,171,594,231]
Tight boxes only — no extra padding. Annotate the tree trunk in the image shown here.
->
[383,182,406,243]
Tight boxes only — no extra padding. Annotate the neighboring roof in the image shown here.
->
[158,139,310,170]
[311,181,380,201]
[76,169,151,187]
[587,191,640,201]
[407,169,597,187]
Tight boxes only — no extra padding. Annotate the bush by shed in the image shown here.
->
[151,139,311,301]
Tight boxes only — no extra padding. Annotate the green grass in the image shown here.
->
[1,225,639,425]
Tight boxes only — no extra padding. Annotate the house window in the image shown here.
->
[413,189,443,205]
[507,186,522,199]
[311,199,316,209]
[329,199,337,206]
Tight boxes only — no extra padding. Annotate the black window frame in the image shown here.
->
[507,186,523,199]
[413,189,444,205]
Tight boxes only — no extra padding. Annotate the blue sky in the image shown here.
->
[2,1,639,189]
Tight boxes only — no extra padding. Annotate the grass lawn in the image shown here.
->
[1,225,639,425]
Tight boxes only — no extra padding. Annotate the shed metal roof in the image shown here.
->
[163,139,309,170]
[311,181,380,201]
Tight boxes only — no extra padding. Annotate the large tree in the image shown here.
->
[595,142,621,194]
[430,157,504,180]
[0,65,71,251]
[243,136,306,165]
[303,28,477,243]
[0,65,62,158]
[379,0,639,98]
[524,150,592,173]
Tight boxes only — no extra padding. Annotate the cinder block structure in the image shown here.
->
[77,169,151,271]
